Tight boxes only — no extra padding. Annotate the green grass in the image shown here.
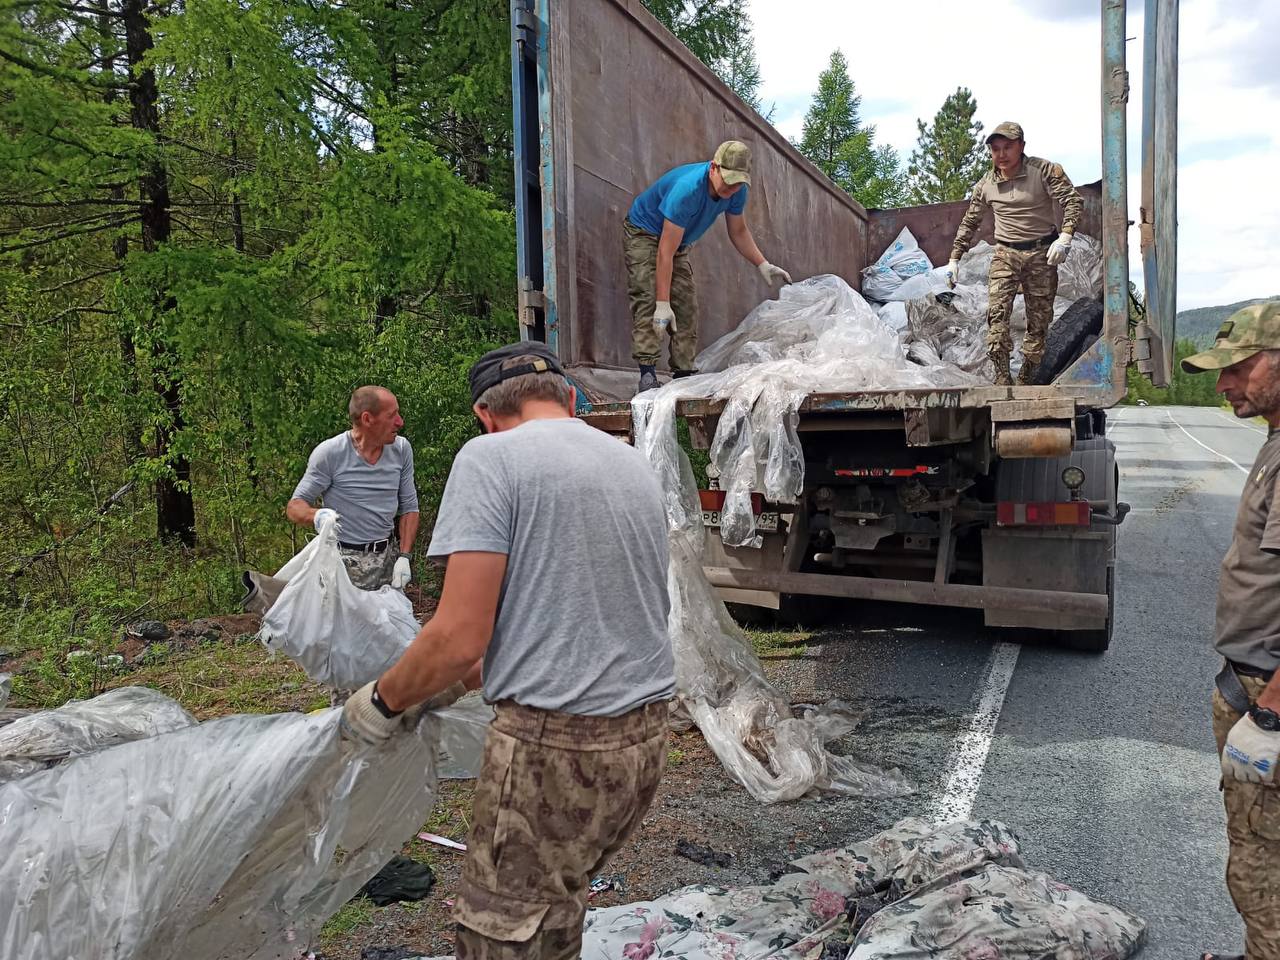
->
[744,627,812,660]
[318,896,378,943]
[667,747,686,766]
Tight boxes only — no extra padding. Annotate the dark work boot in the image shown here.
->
[990,350,1013,386]
[1016,360,1038,385]
[671,368,698,379]
[637,366,659,393]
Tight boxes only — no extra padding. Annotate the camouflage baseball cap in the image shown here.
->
[1182,300,1280,373]
[713,140,752,185]
[986,121,1024,143]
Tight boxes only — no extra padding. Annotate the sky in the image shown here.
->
[746,0,1279,310]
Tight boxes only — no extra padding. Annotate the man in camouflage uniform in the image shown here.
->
[625,140,791,394]
[341,342,676,959]
[1183,301,1280,960]
[946,122,1083,386]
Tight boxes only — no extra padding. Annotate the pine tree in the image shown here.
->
[641,0,739,70]
[907,87,989,204]
[716,8,763,112]
[796,50,908,208]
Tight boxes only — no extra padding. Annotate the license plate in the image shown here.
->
[702,510,779,533]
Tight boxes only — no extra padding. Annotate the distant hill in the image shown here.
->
[1177,297,1277,345]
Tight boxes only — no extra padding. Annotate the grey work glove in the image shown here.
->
[390,554,412,589]
[1046,232,1073,266]
[313,508,339,534]
[757,261,792,285]
[945,260,961,289]
[1223,713,1280,785]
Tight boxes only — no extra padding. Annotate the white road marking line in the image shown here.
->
[929,641,1020,824]
[1167,411,1249,475]
[1217,409,1268,436]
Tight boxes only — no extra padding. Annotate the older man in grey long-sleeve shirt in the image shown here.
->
[286,385,420,590]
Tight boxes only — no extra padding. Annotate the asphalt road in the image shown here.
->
[782,404,1269,959]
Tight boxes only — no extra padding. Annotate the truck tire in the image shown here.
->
[1058,561,1114,653]
[1031,298,1104,385]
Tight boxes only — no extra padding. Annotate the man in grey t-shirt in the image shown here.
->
[341,342,675,959]
[286,385,419,590]
[1182,301,1280,960]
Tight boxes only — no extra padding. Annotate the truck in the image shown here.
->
[508,0,1179,651]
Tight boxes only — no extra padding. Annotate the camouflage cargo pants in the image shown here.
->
[453,698,670,960]
[1213,672,1280,960]
[339,539,398,591]
[623,218,700,371]
[988,243,1059,367]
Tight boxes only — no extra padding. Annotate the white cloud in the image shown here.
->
[747,0,1280,310]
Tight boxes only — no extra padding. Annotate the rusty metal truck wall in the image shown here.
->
[866,182,1104,269]
[549,0,870,372]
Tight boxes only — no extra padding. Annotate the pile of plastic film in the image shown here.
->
[633,374,913,804]
[636,275,977,551]
[867,230,1104,379]
[0,686,487,960]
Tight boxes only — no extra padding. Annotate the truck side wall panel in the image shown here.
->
[866,183,1103,269]
[548,0,871,372]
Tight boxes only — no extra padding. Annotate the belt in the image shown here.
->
[338,538,392,553]
[997,232,1058,252]
[1216,660,1276,713]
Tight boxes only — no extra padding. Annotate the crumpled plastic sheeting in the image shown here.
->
[672,277,977,548]
[633,390,911,804]
[259,522,419,688]
[0,693,482,960]
[0,672,9,709]
[903,234,1103,378]
[0,685,196,782]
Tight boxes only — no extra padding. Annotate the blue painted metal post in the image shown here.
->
[1101,0,1130,399]
[1140,0,1178,387]
[509,0,557,355]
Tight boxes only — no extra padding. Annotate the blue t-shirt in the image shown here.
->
[627,162,749,247]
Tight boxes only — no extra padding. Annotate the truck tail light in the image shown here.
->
[996,501,1092,526]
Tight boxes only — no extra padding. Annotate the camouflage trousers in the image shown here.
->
[988,243,1059,367]
[624,218,700,371]
[339,539,398,591]
[1213,672,1280,960]
[453,698,670,960]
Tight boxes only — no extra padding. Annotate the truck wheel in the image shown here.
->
[1058,544,1115,653]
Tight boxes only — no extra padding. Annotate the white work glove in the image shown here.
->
[945,260,961,289]
[757,261,792,285]
[390,554,412,589]
[1222,713,1280,784]
[652,300,675,334]
[340,681,403,746]
[1046,232,1073,266]
[313,508,339,534]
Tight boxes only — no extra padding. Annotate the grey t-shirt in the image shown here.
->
[291,432,419,544]
[428,417,675,717]
[1215,430,1280,671]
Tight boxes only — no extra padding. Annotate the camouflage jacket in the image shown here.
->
[951,156,1084,262]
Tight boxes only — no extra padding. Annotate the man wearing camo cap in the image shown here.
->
[946,122,1084,386]
[1184,300,1280,960]
[624,140,792,394]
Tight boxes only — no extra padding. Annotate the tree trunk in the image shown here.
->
[100,4,144,468]
[123,0,196,546]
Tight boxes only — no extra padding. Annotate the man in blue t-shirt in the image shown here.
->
[624,140,792,393]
